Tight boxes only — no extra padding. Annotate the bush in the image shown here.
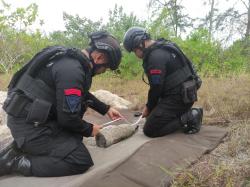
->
[117,52,143,79]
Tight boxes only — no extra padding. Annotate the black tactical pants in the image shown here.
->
[7,116,93,177]
[143,95,193,138]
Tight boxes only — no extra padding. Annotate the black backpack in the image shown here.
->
[8,46,91,90]
[145,39,202,90]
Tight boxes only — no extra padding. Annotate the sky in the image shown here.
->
[5,0,149,32]
[4,0,245,34]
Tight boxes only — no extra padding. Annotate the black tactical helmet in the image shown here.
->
[123,27,150,52]
[89,31,122,70]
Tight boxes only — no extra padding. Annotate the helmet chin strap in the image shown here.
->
[138,39,155,59]
[137,33,152,57]
[86,47,97,76]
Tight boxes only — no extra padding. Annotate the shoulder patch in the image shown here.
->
[64,89,81,113]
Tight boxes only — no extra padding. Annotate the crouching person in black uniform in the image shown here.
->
[0,31,122,177]
[123,27,203,138]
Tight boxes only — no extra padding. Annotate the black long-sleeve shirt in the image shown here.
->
[51,56,109,137]
[143,46,183,111]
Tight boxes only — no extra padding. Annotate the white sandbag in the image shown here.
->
[92,90,132,109]
[95,124,137,148]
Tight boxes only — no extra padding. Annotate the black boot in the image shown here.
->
[0,141,32,176]
[11,155,32,176]
[0,141,20,175]
[181,107,203,134]
[0,141,17,158]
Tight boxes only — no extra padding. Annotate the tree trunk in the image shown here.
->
[208,0,215,42]
[245,0,250,38]
[173,0,178,37]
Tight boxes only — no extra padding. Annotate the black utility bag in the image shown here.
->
[156,39,202,103]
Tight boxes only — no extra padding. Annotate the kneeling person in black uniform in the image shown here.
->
[0,31,122,177]
[123,27,203,138]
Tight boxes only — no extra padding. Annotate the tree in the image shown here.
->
[223,0,250,51]
[0,1,50,73]
[207,0,215,42]
[199,0,250,44]
[148,0,193,38]
[7,3,38,31]
[105,4,145,41]
[240,0,250,38]
[199,0,222,42]
[49,30,69,46]
[62,12,103,48]
[103,5,145,78]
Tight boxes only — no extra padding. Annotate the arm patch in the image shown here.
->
[151,75,161,84]
[64,89,81,113]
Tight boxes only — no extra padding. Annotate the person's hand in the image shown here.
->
[91,124,102,137]
[107,107,123,120]
[142,106,149,118]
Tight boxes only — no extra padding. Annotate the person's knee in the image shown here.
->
[71,162,92,174]
[143,122,157,138]
[30,141,94,177]
[64,144,94,174]
[74,154,94,173]
[143,129,156,138]
[143,117,177,138]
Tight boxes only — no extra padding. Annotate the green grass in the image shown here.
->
[0,73,12,91]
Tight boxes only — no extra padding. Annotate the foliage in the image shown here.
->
[173,28,249,76]
[0,1,51,73]
[0,0,249,78]
[178,28,223,75]
[104,4,145,42]
[223,38,250,73]
[103,4,145,78]
[148,0,193,38]
[117,52,143,79]
[61,12,103,48]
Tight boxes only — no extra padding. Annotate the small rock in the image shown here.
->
[0,91,7,126]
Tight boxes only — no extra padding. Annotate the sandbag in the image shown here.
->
[96,124,137,147]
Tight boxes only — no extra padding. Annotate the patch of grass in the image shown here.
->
[197,74,250,123]
[172,160,242,187]
[242,177,250,187]
[226,121,250,157]
[0,73,12,91]
[2,73,250,119]
[171,120,250,187]
[92,74,250,120]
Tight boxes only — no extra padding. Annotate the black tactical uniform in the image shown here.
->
[142,41,195,137]
[123,27,203,138]
[1,32,122,177]
[4,50,108,177]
